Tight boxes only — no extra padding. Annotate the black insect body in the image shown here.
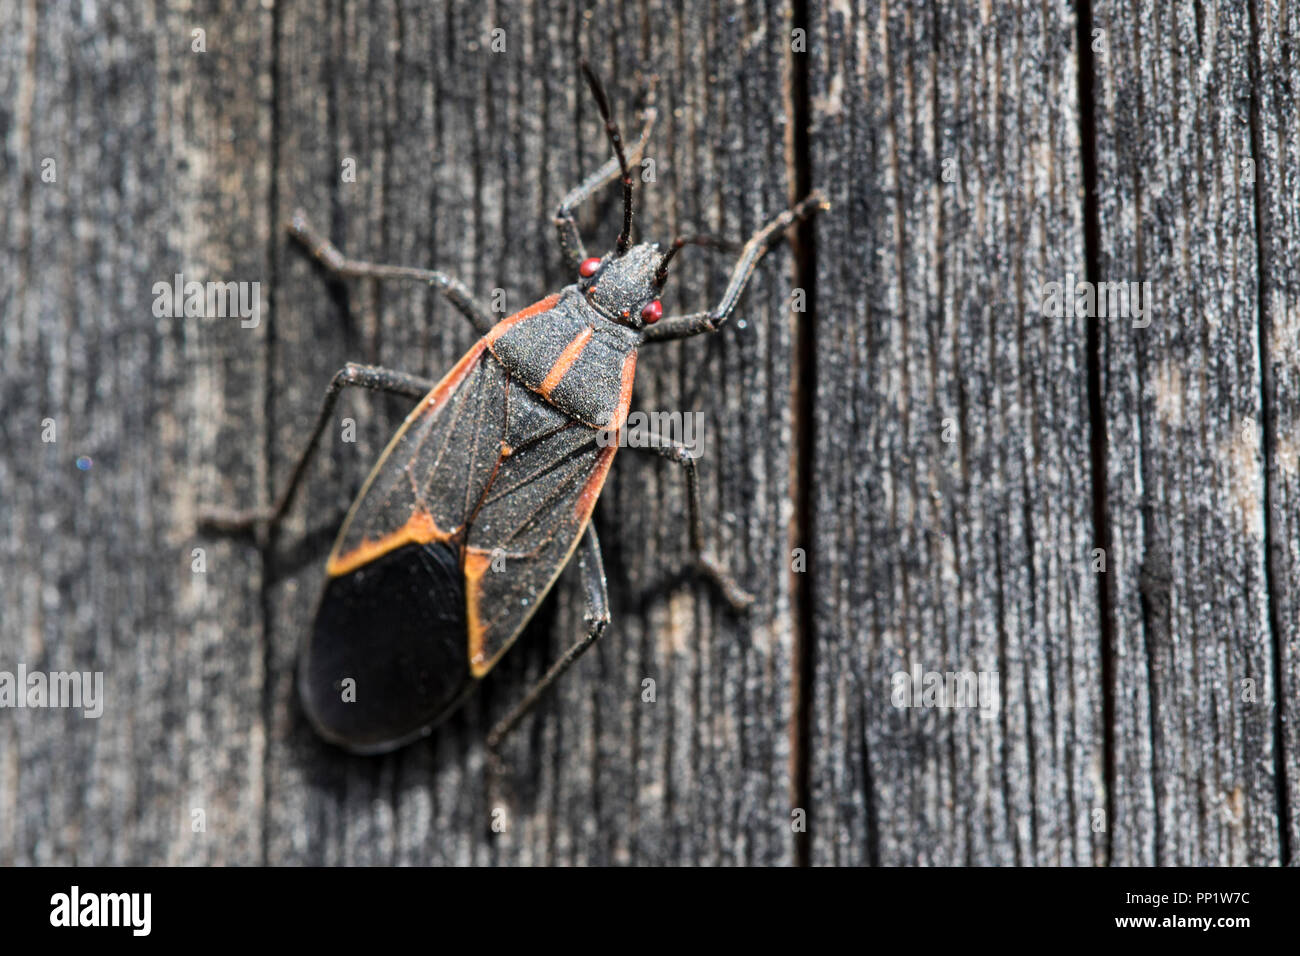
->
[204,63,826,755]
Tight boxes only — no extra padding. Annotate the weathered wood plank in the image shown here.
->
[805,0,1104,865]
[0,0,272,863]
[4,0,1298,867]
[1092,0,1283,865]
[261,0,802,865]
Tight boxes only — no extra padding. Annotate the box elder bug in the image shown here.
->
[203,62,827,757]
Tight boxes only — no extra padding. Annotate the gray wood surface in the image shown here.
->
[806,0,1102,866]
[1,0,1295,865]
[1091,0,1283,867]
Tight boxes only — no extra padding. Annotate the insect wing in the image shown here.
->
[302,340,507,751]
[461,385,618,676]
[301,321,625,749]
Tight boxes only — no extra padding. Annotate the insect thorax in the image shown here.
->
[487,287,638,428]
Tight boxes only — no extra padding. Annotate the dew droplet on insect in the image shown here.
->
[76,456,93,471]
[737,319,747,330]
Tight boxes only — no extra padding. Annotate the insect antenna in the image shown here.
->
[580,60,634,256]
[654,235,743,287]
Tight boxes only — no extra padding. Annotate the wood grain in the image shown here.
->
[0,0,273,864]
[1,0,1296,866]
[805,0,1103,866]
[1092,0,1282,865]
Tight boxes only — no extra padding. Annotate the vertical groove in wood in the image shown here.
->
[1248,0,1300,865]
[787,0,820,869]
[1072,0,1119,868]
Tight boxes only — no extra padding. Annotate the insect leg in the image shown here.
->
[631,429,755,610]
[199,363,434,542]
[287,210,496,336]
[485,523,611,754]
[641,191,829,343]
[553,85,657,271]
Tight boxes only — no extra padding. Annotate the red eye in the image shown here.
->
[579,257,602,278]
[641,300,662,324]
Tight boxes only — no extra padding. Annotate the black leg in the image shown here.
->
[629,429,755,610]
[287,210,497,336]
[553,86,657,271]
[486,523,612,756]
[199,363,435,543]
[642,192,828,343]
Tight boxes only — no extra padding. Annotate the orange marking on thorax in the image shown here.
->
[484,293,561,347]
[610,350,638,431]
[327,509,450,577]
[539,326,594,398]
